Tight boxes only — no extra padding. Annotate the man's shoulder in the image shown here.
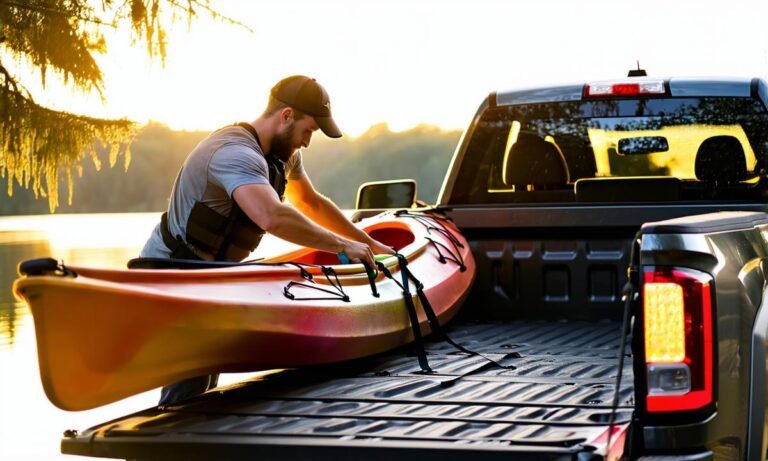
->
[205,126,264,155]
[196,127,266,167]
[214,142,268,167]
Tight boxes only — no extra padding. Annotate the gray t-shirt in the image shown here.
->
[140,125,305,259]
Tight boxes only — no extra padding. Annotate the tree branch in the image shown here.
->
[165,0,253,33]
[0,0,117,27]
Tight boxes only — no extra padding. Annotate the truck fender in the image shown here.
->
[747,281,768,461]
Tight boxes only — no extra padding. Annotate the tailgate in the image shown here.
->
[62,321,632,460]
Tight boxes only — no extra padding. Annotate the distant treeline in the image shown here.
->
[0,123,461,215]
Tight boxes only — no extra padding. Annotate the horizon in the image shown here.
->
[138,118,463,138]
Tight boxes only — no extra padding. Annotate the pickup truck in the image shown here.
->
[61,76,768,460]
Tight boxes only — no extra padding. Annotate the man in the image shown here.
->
[140,75,394,404]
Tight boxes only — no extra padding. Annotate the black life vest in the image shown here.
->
[160,122,287,261]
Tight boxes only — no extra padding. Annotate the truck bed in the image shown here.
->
[62,320,633,460]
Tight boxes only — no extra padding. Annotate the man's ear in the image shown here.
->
[279,107,294,124]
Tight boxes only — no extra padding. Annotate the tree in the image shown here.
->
[0,0,246,212]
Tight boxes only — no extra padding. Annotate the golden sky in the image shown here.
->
[18,0,768,136]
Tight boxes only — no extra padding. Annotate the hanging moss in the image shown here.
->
[0,0,248,212]
[0,71,135,211]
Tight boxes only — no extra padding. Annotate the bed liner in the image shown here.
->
[62,320,632,460]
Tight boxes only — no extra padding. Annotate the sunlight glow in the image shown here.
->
[9,0,768,138]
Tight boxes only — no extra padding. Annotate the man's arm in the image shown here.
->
[285,175,394,255]
[233,184,376,265]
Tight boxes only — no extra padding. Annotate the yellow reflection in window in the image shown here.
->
[501,121,521,187]
[588,124,757,178]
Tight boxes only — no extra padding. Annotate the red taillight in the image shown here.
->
[642,267,713,413]
[584,80,666,98]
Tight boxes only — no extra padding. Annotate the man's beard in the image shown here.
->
[269,122,296,163]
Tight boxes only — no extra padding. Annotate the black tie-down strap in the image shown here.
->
[377,254,519,383]
[395,210,466,271]
[362,261,379,298]
[376,257,432,372]
[281,260,379,302]
[284,266,351,302]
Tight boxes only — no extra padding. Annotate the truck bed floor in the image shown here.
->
[62,320,633,460]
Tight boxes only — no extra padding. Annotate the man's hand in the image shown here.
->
[340,239,375,267]
[366,238,396,256]
[341,237,395,268]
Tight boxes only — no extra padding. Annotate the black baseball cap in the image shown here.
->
[271,75,342,138]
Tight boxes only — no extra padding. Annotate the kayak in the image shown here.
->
[13,211,475,411]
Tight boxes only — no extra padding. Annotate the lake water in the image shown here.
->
[0,213,292,460]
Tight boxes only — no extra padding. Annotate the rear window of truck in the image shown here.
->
[451,97,768,204]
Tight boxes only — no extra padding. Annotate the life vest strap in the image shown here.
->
[160,211,203,260]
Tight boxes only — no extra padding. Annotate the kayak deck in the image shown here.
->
[62,320,632,460]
